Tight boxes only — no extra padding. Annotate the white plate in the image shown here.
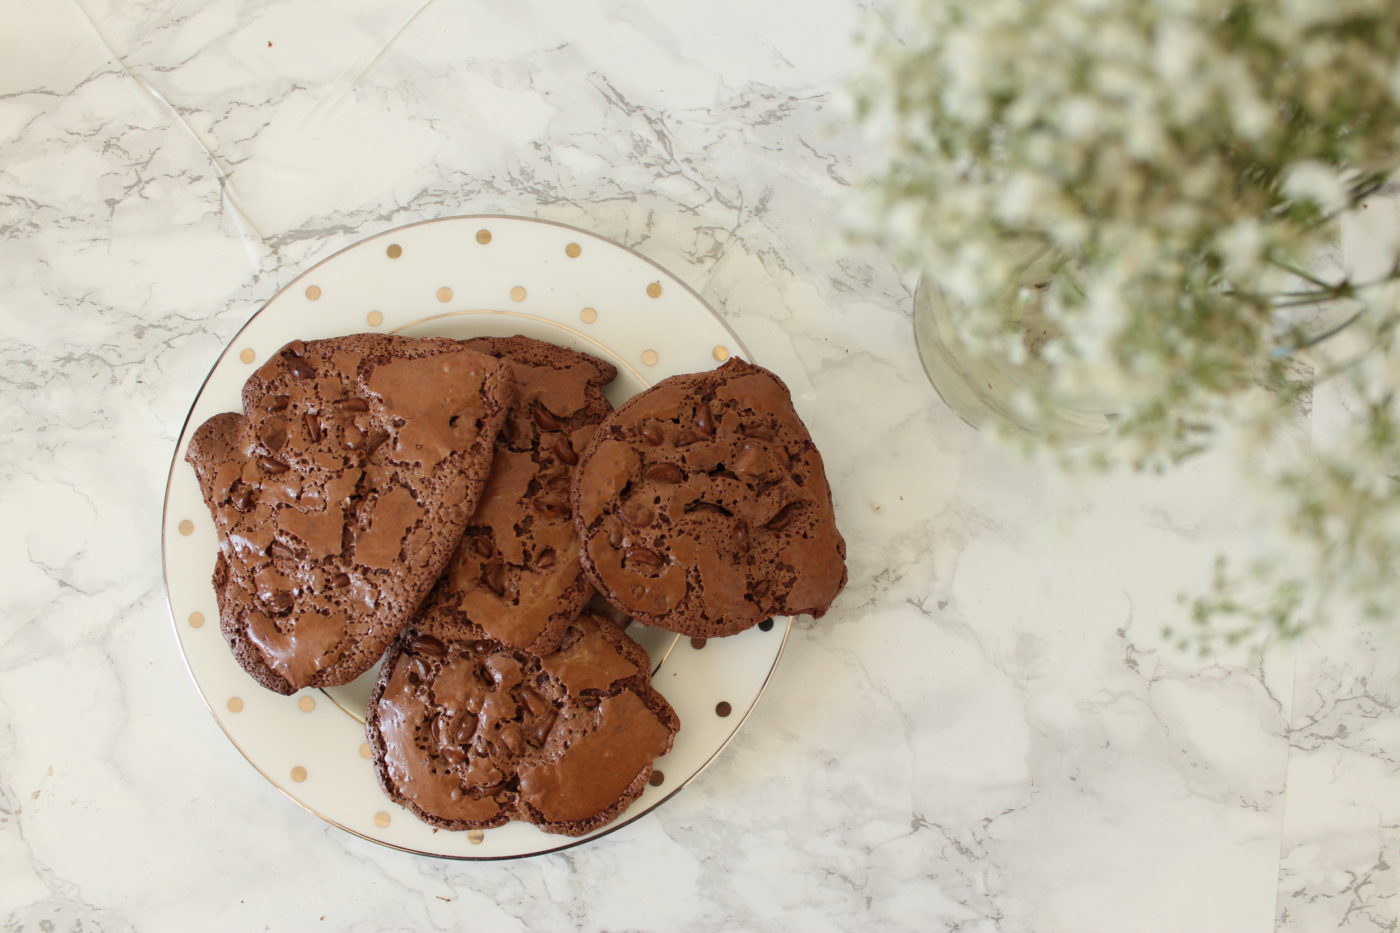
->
[161,215,790,859]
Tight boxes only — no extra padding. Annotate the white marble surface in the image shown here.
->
[2,1,1397,931]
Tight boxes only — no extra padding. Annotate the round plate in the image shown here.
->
[161,215,790,859]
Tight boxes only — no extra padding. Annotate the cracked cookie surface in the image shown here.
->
[572,357,846,637]
[185,334,514,694]
[367,611,678,836]
[417,336,616,655]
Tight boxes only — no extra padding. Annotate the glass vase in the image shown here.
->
[912,268,1116,441]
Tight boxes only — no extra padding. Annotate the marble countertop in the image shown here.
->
[3,2,1396,931]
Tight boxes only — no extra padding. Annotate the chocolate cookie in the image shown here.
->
[367,611,678,837]
[572,357,846,637]
[185,335,514,695]
[417,336,617,654]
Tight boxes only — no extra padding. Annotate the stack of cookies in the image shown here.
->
[187,333,846,836]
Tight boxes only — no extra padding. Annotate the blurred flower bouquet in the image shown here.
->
[856,0,1400,647]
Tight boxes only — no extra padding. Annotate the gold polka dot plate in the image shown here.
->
[160,215,788,860]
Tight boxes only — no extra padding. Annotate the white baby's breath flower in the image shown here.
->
[1223,63,1275,142]
[1060,96,1103,141]
[858,0,1400,645]
[1218,219,1265,274]
[1124,103,1168,160]
[1283,162,1350,215]
[1068,306,1120,362]
[1152,20,1204,86]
